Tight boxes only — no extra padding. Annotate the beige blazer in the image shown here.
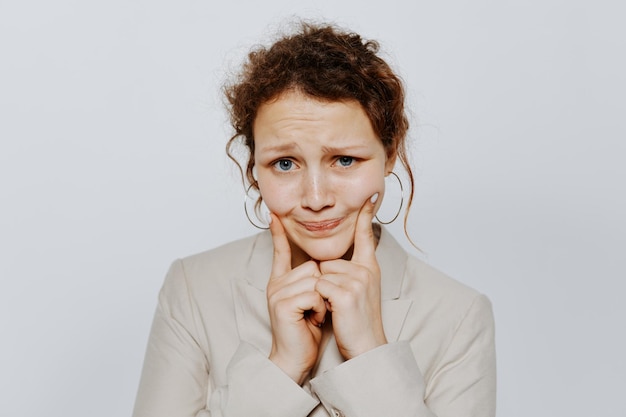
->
[133,227,496,417]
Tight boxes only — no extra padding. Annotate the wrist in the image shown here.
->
[269,352,311,385]
[342,334,388,360]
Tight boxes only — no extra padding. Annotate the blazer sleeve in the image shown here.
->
[209,342,319,416]
[309,294,496,417]
[132,260,210,417]
[132,260,319,417]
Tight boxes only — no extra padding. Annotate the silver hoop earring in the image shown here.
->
[375,172,404,225]
[244,184,270,230]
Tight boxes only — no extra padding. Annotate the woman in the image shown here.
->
[133,22,496,417]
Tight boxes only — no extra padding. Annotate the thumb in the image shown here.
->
[351,193,378,265]
[269,212,292,277]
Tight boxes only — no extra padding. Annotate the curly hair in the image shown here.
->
[224,21,415,231]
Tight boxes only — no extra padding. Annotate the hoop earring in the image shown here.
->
[244,184,270,230]
[375,172,404,225]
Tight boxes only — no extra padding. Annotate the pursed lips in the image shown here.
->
[298,218,343,232]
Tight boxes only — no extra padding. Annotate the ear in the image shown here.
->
[384,149,397,174]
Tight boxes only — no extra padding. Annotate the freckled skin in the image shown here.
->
[253,91,396,266]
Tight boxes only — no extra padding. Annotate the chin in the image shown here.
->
[300,239,353,262]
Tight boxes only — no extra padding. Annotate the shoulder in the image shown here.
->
[378,227,485,303]
[160,231,272,300]
[378,227,492,328]
[409,249,491,311]
[405,255,484,302]
[180,232,264,274]
[404,253,493,327]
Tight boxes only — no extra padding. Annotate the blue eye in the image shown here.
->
[338,156,354,167]
[274,159,293,171]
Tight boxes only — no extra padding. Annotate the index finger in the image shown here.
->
[269,212,292,277]
[351,193,378,265]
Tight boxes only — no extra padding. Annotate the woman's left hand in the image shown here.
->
[315,194,387,360]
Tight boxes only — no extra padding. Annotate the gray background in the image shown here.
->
[1,1,624,416]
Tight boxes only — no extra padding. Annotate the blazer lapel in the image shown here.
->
[377,227,413,343]
[232,232,273,355]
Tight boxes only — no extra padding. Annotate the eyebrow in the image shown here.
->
[321,145,369,154]
[256,143,299,153]
[256,142,370,154]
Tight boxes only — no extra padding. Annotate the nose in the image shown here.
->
[301,169,334,211]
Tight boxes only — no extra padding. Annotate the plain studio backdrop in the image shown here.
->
[1,1,624,416]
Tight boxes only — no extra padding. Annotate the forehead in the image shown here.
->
[253,91,380,149]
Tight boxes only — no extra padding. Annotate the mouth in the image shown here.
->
[299,218,343,232]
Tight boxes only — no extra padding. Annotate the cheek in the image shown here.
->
[341,173,386,210]
[257,178,295,215]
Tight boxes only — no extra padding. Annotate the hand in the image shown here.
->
[315,194,387,360]
[266,213,327,385]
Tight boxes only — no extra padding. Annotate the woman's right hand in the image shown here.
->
[267,213,327,385]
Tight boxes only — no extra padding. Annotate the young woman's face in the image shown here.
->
[253,91,396,265]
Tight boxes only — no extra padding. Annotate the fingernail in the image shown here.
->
[265,212,272,224]
[370,193,379,204]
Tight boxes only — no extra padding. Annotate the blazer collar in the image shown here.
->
[244,225,408,301]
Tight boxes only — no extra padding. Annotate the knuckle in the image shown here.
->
[356,266,375,283]
[353,267,367,281]
[301,276,317,289]
[348,279,366,295]
[303,260,320,273]
[340,293,357,309]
